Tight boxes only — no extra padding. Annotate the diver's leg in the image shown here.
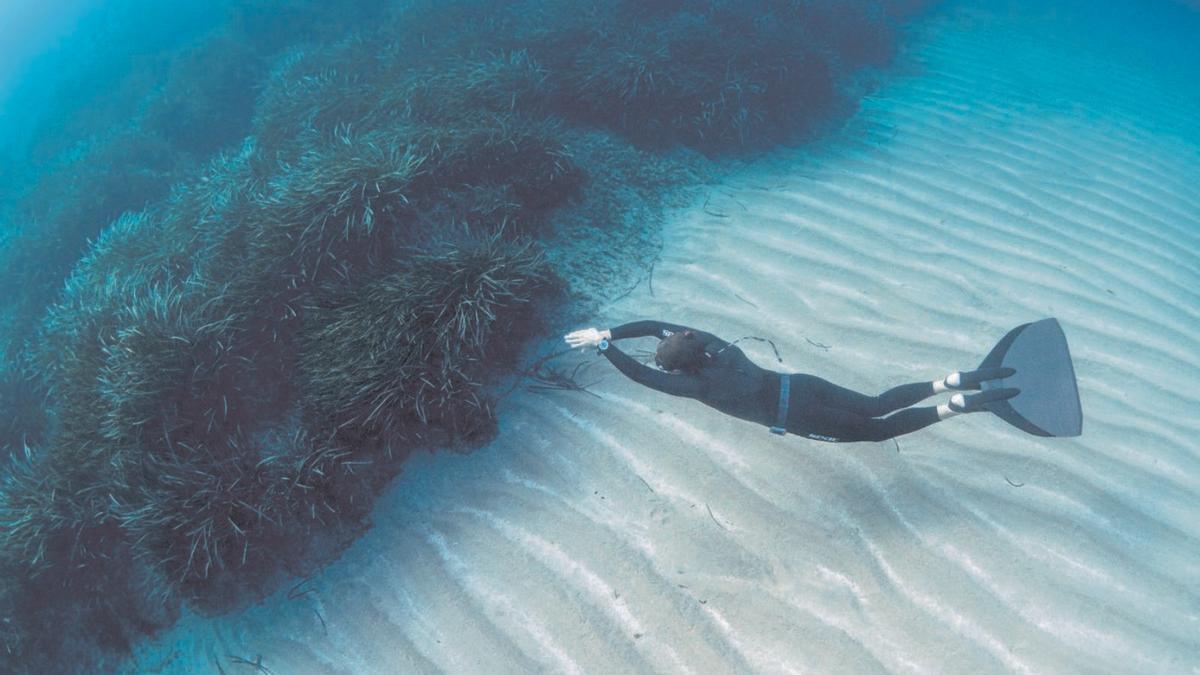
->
[796,402,942,443]
[874,382,940,413]
[791,383,1022,442]
[807,375,936,417]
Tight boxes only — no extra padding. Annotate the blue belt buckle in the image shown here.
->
[769,373,789,435]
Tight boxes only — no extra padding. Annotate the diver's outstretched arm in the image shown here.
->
[565,320,700,348]
[608,320,694,340]
[563,324,706,397]
[608,320,728,348]
[566,320,729,357]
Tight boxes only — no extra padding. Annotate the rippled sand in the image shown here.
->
[126,2,1200,673]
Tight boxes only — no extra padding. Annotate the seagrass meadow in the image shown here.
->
[0,1,933,671]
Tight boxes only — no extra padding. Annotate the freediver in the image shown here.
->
[564,320,1020,443]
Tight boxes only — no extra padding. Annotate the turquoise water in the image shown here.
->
[1,1,1198,673]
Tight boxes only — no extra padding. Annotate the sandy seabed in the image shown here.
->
[126,2,1200,673]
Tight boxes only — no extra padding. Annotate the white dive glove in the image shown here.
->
[564,327,612,349]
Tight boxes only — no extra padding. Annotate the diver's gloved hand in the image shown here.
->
[939,387,1020,418]
[564,327,612,349]
[938,366,1015,391]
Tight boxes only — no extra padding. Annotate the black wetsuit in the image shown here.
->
[600,320,942,443]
